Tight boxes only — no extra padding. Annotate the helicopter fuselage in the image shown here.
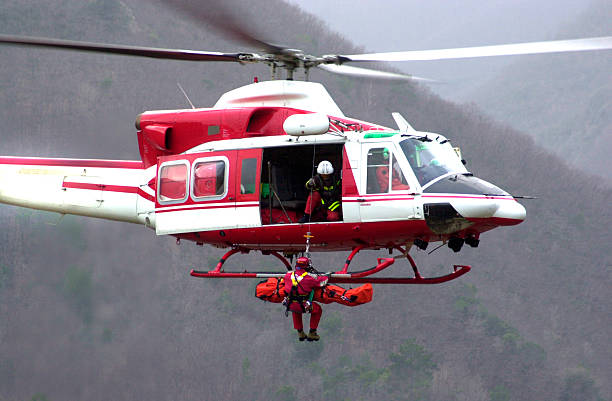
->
[0,81,525,253]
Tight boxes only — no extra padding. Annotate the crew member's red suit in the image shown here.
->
[283,268,328,331]
[376,166,410,192]
[304,191,340,221]
[303,175,342,222]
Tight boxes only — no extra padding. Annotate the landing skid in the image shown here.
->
[190,246,470,285]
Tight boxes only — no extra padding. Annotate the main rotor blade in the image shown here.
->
[318,64,435,82]
[159,0,285,54]
[0,34,243,62]
[343,36,612,62]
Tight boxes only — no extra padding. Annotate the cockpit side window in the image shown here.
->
[367,147,391,194]
[391,155,410,191]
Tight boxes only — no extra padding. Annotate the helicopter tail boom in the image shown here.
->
[0,157,153,224]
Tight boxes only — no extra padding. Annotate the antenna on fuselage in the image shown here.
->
[177,82,195,109]
[392,112,416,133]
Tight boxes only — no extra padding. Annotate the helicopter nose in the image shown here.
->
[491,198,526,225]
[449,196,525,226]
[450,198,499,219]
[423,175,526,227]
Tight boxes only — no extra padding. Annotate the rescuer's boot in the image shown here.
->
[298,213,310,224]
[307,329,320,342]
[297,329,307,342]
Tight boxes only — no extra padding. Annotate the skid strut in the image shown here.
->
[193,248,292,278]
[190,246,471,284]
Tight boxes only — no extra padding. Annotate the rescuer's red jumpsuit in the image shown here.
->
[283,268,328,331]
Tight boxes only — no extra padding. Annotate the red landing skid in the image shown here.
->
[190,245,471,285]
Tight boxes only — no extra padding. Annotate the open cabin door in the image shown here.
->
[154,151,237,235]
[260,143,344,225]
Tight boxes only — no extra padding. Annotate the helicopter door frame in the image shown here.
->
[155,151,238,235]
[235,148,262,228]
[359,142,417,223]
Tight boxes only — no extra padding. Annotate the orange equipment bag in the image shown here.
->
[315,283,373,306]
[255,277,287,303]
[255,278,373,307]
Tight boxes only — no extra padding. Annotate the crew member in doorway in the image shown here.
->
[283,257,329,341]
[299,160,341,223]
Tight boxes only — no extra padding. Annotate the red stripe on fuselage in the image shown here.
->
[343,196,415,202]
[137,189,155,203]
[62,181,155,202]
[0,156,144,169]
[155,203,257,213]
[422,194,515,201]
[345,195,515,202]
[467,216,523,227]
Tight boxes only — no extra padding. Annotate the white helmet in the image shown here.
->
[317,160,334,175]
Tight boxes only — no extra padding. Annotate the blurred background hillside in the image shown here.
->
[0,1,610,400]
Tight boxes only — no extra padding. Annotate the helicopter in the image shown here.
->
[0,3,611,286]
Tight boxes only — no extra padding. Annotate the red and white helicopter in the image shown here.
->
[1,7,610,285]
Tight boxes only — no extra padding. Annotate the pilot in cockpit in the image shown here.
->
[370,148,410,193]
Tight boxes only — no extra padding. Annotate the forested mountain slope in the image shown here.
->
[0,1,610,400]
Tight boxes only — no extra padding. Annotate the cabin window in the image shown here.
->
[192,159,227,199]
[159,162,189,203]
[240,158,257,194]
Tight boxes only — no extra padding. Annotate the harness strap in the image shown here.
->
[286,272,312,314]
[291,271,308,286]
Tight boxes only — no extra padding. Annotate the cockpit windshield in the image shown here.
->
[399,136,467,187]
